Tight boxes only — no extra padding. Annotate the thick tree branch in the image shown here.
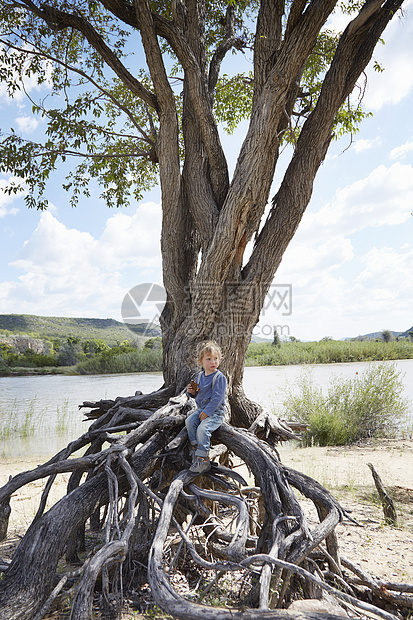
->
[134,0,189,319]
[285,0,308,38]
[243,0,404,287]
[181,1,229,208]
[208,4,237,95]
[98,0,136,28]
[253,0,284,101]
[180,1,222,253]
[149,1,230,208]
[195,0,339,292]
[14,0,158,110]
[0,456,97,505]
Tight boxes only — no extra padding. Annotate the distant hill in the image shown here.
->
[354,330,402,340]
[1,314,411,347]
[0,314,161,346]
[251,334,272,343]
[344,326,412,341]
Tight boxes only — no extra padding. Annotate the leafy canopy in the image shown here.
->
[0,0,371,209]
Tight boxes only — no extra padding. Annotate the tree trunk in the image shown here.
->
[155,0,405,422]
[0,2,409,618]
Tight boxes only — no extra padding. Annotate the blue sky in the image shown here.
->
[1,3,413,342]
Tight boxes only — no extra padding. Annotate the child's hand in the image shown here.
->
[187,380,199,396]
[199,411,208,421]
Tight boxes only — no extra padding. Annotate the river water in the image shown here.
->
[1,360,412,459]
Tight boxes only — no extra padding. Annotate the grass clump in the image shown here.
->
[283,362,410,446]
[0,398,37,440]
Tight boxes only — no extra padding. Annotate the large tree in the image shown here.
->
[0,2,410,619]
[0,0,406,424]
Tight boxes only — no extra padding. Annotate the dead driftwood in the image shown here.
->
[367,462,397,526]
[0,477,11,542]
[0,391,411,620]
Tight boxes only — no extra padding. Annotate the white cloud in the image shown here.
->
[15,115,40,133]
[298,162,413,243]
[343,245,413,330]
[260,162,413,340]
[363,1,413,110]
[353,137,381,153]
[13,212,98,275]
[99,202,161,269]
[278,237,353,279]
[2,203,162,319]
[390,138,413,161]
[268,242,413,341]
[357,245,413,289]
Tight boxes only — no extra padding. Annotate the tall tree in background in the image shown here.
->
[0,1,406,427]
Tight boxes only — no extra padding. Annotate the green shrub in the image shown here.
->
[282,363,410,446]
[144,337,162,349]
[21,350,59,367]
[0,345,59,368]
[76,347,162,374]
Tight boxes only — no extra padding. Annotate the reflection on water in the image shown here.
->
[1,360,412,459]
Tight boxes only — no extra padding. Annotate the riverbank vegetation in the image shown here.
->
[282,363,410,446]
[0,336,163,375]
[246,337,413,367]
[2,335,413,375]
[76,341,163,374]
[0,313,160,375]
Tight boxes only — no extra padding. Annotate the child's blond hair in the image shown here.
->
[196,340,222,366]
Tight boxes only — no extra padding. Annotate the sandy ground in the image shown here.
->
[0,439,412,605]
[278,439,413,583]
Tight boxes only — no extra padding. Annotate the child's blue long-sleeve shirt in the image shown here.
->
[194,370,226,417]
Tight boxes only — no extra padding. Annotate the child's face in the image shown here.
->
[201,349,220,375]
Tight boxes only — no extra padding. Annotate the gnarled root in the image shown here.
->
[0,391,409,620]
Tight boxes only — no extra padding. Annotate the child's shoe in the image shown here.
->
[189,456,210,475]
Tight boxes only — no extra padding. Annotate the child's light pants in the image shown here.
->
[185,399,225,457]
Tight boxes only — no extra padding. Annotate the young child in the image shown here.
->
[185,341,227,474]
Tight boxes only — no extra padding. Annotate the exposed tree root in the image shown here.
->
[0,390,411,620]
